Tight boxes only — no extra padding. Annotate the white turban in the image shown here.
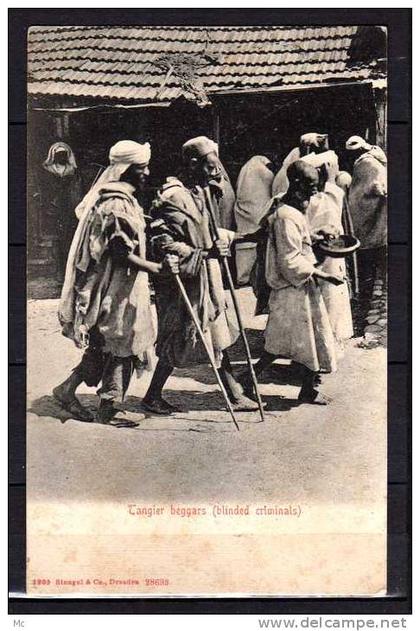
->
[300,132,328,148]
[300,133,329,155]
[109,140,151,168]
[75,140,151,220]
[345,135,372,152]
[60,140,152,323]
[182,136,218,161]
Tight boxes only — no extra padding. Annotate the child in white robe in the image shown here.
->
[242,160,345,405]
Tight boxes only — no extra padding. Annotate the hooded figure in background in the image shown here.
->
[271,133,329,196]
[41,141,83,281]
[234,155,275,286]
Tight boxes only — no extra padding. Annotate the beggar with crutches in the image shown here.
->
[144,136,264,420]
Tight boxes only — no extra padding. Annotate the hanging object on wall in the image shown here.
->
[153,30,223,107]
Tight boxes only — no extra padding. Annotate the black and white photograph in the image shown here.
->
[23,20,392,597]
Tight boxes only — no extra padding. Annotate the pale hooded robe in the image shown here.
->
[234,155,275,285]
[306,182,354,345]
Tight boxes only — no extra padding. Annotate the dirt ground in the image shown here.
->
[27,288,387,508]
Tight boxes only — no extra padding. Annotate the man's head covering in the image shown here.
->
[182,136,218,161]
[74,140,151,220]
[109,140,151,169]
[345,135,372,152]
[345,135,387,166]
[43,141,77,177]
[300,133,329,154]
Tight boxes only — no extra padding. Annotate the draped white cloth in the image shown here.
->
[234,156,275,285]
[306,183,354,345]
[271,147,301,196]
[348,146,387,249]
[235,156,275,233]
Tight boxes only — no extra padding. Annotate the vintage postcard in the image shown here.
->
[26,23,388,597]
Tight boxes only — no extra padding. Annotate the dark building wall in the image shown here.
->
[27,82,382,275]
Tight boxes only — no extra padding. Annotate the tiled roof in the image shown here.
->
[27,26,385,104]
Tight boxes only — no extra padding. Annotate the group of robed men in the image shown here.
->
[52,133,385,423]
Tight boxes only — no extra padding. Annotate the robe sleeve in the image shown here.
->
[308,182,344,235]
[273,216,316,287]
[89,197,137,263]
[365,166,387,198]
[149,206,202,278]
[323,182,344,206]
[358,158,387,199]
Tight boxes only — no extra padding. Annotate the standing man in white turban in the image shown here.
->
[53,140,178,423]
[345,135,387,251]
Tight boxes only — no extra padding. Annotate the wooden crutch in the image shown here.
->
[203,186,265,423]
[173,272,240,432]
[342,193,359,296]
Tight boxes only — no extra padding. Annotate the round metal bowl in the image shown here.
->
[316,234,360,258]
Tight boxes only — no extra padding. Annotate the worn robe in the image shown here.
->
[151,177,239,368]
[348,146,387,250]
[216,170,236,231]
[271,147,301,197]
[58,181,155,360]
[306,182,354,345]
[264,203,337,373]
